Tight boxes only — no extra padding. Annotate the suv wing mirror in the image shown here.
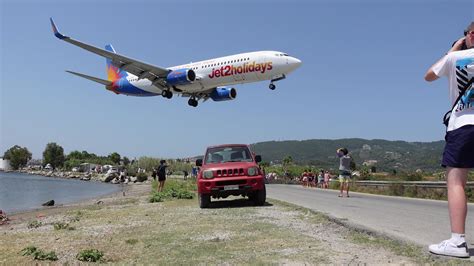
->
[196,159,203,167]
[255,155,262,163]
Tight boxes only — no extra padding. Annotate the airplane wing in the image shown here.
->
[50,18,170,86]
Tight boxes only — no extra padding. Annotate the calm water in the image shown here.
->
[0,172,120,213]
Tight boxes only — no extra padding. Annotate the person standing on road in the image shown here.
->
[337,148,352,197]
[157,160,168,192]
[424,22,474,259]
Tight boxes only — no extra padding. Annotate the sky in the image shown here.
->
[1,0,473,160]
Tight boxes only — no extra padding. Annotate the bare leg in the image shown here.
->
[339,180,344,196]
[446,167,469,234]
[346,182,350,197]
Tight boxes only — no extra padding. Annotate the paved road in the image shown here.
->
[267,184,474,250]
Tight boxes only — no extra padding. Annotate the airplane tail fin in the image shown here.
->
[105,44,128,81]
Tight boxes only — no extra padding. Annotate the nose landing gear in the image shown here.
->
[268,74,286,90]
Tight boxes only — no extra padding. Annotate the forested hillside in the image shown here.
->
[250,139,445,172]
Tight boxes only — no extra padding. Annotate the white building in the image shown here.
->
[0,158,12,171]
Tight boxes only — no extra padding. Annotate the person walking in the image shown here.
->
[157,160,168,192]
[424,21,474,258]
[337,148,352,197]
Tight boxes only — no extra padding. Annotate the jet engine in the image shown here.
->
[166,68,196,86]
[210,87,237,102]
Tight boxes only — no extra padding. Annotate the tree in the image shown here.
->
[43,142,65,169]
[3,145,32,170]
[109,152,121,165]
[123,156,130,166]
[282,156,293,166]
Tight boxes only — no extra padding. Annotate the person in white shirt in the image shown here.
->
[424,21,474,259]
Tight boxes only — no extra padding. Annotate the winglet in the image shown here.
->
[50,17,67,39]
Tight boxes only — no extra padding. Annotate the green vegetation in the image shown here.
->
[27,220,42,229]
[42,142,65,169]
[21,246,58,261]
[251,138,444,172]
[125,239,139,245]
[76,249,104,262]
[53,221,75,230]
[3,145,32,170]
[149,179,195,203]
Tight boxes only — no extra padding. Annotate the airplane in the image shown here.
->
[50,18,302,107]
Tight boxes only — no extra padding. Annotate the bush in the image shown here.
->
[136,172,148,182]
[21,246,58,261]
[76,249,104,262]
[149,179,195,202]
[27,220,42,229]
[149,192,164,203]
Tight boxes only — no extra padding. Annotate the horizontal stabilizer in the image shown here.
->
[66,70,112,86]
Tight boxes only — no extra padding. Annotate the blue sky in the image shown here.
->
[1,0,473,159]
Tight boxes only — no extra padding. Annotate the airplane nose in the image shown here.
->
[288,57,302,70]
[290,57,302,67]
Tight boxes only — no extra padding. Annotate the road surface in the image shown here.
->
[267,184,474,254]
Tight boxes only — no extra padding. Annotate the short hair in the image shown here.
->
[160,160,166,164]
[339,148,349,155]
[464,21,474,36]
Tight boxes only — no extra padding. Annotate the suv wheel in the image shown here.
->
[198,193,210,208]
[253,186,266,206]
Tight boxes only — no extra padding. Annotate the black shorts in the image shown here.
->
[442,125,474,168]
[158,174,166,181]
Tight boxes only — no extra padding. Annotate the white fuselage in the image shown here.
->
[125,51,301,94]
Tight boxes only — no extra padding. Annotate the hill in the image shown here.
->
[250,139,445,172]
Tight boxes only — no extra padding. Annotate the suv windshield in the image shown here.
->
[205,146,253,163]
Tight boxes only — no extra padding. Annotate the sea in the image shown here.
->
[0,171,120,214]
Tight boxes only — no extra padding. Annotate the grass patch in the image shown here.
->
[20,246,58,261]
[53,222,75,230]
[349,231,432,263]
[125,239,139,245]
[27,220,42,229]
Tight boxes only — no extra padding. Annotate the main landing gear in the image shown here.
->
[188,98,198,107]
[161,90,173,99]
[268,74,286,90]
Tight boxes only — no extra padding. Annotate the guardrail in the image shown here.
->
[353,180,474,189]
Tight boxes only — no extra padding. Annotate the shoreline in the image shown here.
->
[3,182,152,225]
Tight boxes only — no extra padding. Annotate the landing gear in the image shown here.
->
[268,74,286,90]
[161,90,173,99]
[188,98,198,107]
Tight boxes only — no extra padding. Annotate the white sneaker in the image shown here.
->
[429,239,469,258]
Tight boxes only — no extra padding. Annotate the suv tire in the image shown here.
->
[253,186,266,206]
[198,193,211,208]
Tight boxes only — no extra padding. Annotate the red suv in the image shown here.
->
[195,144,266,208]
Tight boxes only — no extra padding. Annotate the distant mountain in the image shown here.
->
[250,139,445,172]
